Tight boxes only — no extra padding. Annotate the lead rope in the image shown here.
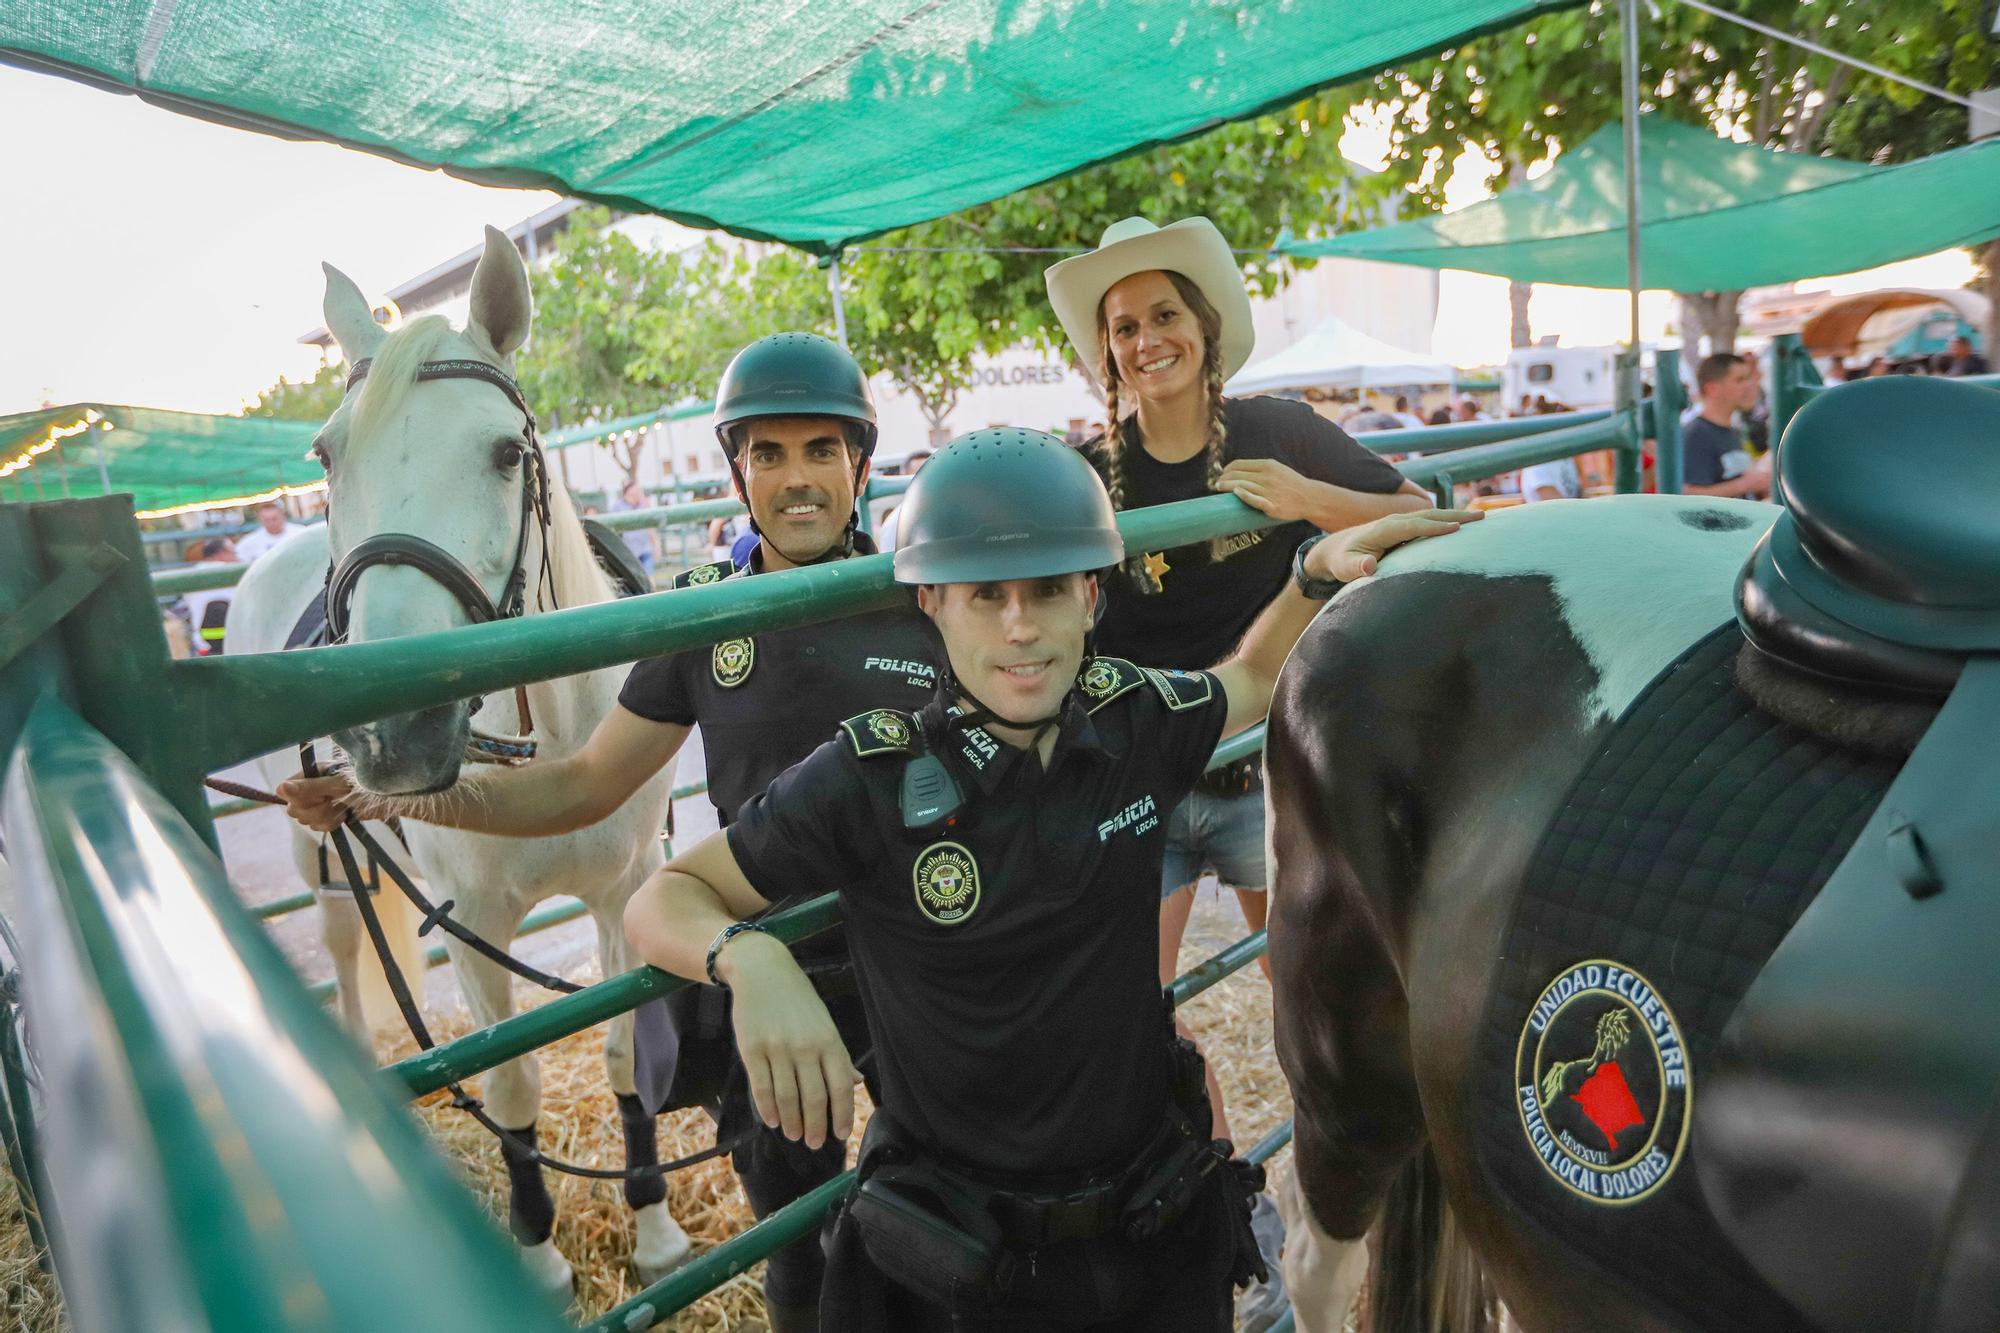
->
[206,764,748,1183]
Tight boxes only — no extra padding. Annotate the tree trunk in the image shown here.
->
[1984,239,2000,369]
[1678,290,1744,357]
[1506,161,1533,350]
[1509,281,1533,348]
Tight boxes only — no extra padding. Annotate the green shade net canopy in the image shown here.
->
[0,398,725,513]
[1279,117,2000,292]
[1,0,1578,253]
[0,405,321,516]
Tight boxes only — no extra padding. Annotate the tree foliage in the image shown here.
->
[833,100,1381,417]
[515,209,830,478]
[242,360,347,421]
[1320,0,2000,349]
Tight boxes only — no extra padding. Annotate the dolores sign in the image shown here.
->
[968,362,1075,388]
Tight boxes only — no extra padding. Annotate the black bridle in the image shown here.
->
[324,357,557,648]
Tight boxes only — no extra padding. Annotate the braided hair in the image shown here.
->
[1094,270,1231,595]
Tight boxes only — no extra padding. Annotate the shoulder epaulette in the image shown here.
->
[1142,665,1216,712]
[1078,656,1148,713]
[839,708,918,758]
[673,559,733,589]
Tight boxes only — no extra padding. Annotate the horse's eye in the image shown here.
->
[495,442,525,469]
[310,444,331,473]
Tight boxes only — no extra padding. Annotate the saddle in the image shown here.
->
[1711,376,2000,1331]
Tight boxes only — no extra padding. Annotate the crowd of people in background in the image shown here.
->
[1825,333,1989,382]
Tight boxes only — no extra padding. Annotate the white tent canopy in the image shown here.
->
[1226,315,1456,396]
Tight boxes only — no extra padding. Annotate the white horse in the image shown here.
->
[227,228,690,1295]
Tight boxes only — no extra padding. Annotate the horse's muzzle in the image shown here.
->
[336,701,470,796]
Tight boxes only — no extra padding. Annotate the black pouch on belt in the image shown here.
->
[848,1164,1016,1308]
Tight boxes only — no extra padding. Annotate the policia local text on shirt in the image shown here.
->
[624,431,1476,1330]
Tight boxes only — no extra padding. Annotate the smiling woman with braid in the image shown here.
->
[1046,216,1430,1321]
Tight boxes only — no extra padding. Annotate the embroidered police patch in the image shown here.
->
[683,562,725,586]
[1142,666,1214,711]
[1515,959,1690,1206]
[912,841,980,925]
[867,710,910,747]
[711,637,755,688]
[1081,660,1121,699]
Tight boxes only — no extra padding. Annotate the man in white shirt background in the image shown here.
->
[233,500,305,562]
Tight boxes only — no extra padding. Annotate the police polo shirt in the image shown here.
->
[617,552,940,825]
[725,658,1229,1178]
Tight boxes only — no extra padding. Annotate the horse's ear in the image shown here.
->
[467,225,532,360]
[322,262,385,364]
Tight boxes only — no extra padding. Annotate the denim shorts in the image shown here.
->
[1160,784,1268,898]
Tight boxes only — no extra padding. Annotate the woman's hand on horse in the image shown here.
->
[276,773,365,833]
[1216,458,1321,522]
[1309,509,1483,582]
[727,933,856,1149]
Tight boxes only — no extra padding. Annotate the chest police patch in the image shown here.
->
[912,841,980,926]
[683,562,725,586]
[711,637,755,688]
[1516,959,1690,1206]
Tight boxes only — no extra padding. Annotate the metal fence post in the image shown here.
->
[1614,348,1642,494]
[25,497,212,845]
[1653,347,1685,495]
[1769,332,1818,445]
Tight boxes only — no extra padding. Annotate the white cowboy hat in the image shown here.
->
[1045,216,1256,388]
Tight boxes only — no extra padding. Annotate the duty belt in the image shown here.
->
[1194,754,1262,798]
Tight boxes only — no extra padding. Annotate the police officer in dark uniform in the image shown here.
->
[279,332,938,1331]
[624,429,1475,1330]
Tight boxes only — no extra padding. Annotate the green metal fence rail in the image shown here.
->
[0,696,568,1332]
[151,475,920,599]
[0,404,1624,1330]
[1398,414,1637,508]
[1353,407,1617,458]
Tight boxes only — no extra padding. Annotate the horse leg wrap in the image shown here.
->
[617,1093,666,1211]
[499,1122,558,1246]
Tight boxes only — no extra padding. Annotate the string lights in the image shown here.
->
[136,478,328,521]
[0,409,105,479]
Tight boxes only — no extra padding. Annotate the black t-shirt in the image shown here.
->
[1681,415,1751,489]
[617,557,940,825]
[1086,395,1407,668]
[725,658,1229,1176]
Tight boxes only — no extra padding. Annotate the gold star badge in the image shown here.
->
[1142,551,1170,582]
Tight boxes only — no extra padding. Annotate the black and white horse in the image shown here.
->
[1267,377,2000,1332]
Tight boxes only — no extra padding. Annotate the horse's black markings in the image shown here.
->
[1473,625,1900,1331]
[618,1092,668,1212]
[499,1124,557,1245]
[1271,571,1603,1263]
[1678,508,1756,532]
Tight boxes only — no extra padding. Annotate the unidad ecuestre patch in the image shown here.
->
[1516,958,1691,1206]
